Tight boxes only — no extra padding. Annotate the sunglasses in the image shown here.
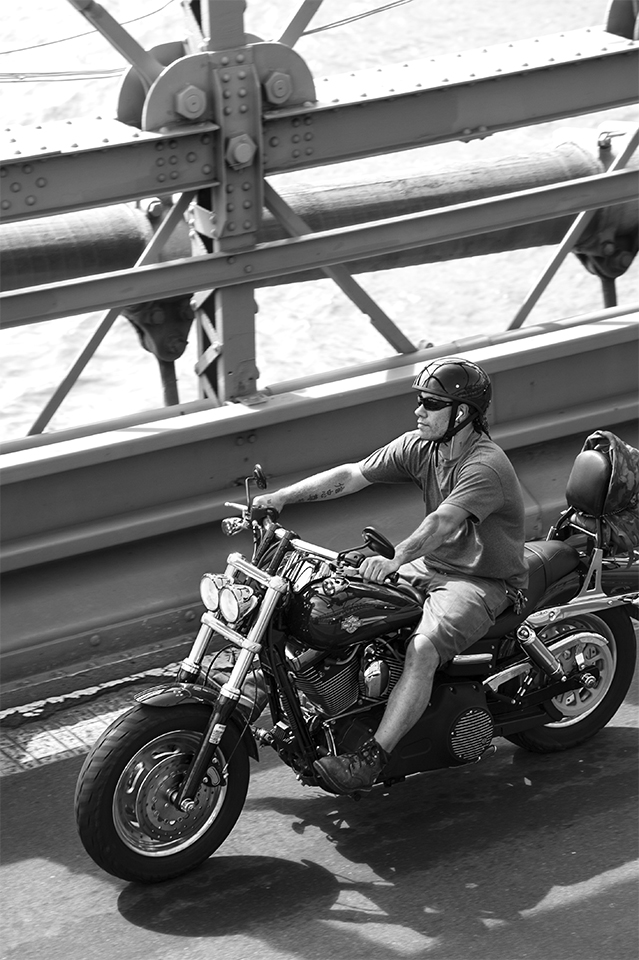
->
[416,393,452,411]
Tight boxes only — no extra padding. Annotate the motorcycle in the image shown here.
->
[75,450,638,883]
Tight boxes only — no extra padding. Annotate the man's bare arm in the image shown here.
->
[394,503,470,565]
[360,503,470,582]
[253,463,371,514]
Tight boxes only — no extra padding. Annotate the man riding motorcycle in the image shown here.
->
[253,357,528,794]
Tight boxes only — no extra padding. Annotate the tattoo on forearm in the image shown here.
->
[297,480,348,502]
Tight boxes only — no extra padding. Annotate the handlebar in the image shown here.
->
[274,526,341,563]
[221,504,395,577]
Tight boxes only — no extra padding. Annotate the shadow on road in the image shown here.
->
[115,725,638,960]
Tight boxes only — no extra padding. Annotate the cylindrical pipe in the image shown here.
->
[0,141,636,291]
[0,205,191,291]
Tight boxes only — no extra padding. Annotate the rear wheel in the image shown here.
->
[74,703,250,882]
[505,608,636,753]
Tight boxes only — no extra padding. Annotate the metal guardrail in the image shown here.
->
[1,3,637,695]
[1,318,637,687]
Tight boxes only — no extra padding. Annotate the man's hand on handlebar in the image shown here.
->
[359,555,401,583]
[252,493,285,516]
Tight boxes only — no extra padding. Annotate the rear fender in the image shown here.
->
[135,683,259,760]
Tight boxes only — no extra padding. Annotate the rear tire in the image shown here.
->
[505,608,636,754]
[74,703,250,883]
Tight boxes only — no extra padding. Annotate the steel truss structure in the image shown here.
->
[1,0,638,417]
[1,1,638,691]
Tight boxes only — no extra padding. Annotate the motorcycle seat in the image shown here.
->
[482,539,580,639]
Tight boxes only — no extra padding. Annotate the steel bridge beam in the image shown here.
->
[2,169,636,329]
[1,29,637,225]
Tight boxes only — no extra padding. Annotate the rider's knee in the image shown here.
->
[407,633,440,671]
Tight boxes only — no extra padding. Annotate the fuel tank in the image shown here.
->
[284,577,422,652]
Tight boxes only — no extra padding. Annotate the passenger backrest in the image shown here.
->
[565,449,611,517]
[563,431,639,559]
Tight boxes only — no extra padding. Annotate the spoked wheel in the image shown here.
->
[505,609,636,753]
[75,703,250,882]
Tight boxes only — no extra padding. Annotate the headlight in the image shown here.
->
[219,584,256,624]
[200,574,231,611]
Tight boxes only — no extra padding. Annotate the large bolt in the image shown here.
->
[264,71,292,105]
[225,134,257,169]
[175,85,207,120]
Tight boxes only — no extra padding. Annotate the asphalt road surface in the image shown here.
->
[1,668,637,960]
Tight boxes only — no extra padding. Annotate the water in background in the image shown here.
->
[2,0,637,440]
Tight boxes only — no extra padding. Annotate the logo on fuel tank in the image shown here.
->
[341,615,362,634]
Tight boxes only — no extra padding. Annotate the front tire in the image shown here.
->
[74,703,250,883]
[505,609,636,753]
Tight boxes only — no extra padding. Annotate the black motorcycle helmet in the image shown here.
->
[412,357,492,442]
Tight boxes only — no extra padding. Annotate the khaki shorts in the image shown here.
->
[399,558,510,663]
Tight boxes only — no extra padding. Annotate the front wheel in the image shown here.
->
[74,703,250,883]
[505,609,636,754]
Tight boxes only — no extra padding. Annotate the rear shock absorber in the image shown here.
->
[516,624,566,681]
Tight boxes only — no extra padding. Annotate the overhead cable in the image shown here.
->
[0,0,176,56]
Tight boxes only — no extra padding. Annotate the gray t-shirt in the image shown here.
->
[359,430,528,589]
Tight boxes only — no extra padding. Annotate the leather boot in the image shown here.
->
[314,738,390,794]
